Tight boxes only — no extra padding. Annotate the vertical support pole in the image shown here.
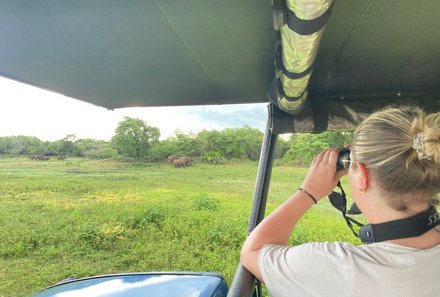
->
[227,104,278,297]
[248,108,278,233]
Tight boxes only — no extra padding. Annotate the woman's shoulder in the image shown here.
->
[262,241,440,258]
[320,241,440,265]
[283,241,440,258]
[262,241,357,261]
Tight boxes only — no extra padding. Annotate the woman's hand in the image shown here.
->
[300,148,347,201]
[241,148,347,280]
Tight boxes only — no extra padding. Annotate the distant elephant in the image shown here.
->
[180,156,194,166]
[173,158,186,168]
[174,156,194,168]
[168,155,180,163]
[36,155,50,161]
[28,155,38,160]
[57,155,66,160]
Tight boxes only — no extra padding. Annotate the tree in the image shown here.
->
[171,132,200,157]
[197,126,263,161]
[275,136,290,159]
[283,131,354,166]
[111,117,160,159]
[58,134,80,156]
[149,138,177,162]
[233,126,263,161]
[0,136,45,156]
[76,139,117,159]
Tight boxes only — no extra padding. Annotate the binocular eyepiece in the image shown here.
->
[336,147,351,171]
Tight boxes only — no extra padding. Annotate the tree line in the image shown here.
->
[0,117,353,165]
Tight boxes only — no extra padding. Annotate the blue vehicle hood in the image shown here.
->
[30,272,228,297]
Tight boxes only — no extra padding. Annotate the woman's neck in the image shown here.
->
[361,190,430,224]
[361,192,439,249]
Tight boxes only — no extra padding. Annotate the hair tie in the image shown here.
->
[412,132,432,160]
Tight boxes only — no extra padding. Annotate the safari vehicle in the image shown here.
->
[1,0,439,296]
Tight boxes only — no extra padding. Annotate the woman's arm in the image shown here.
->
[240,148,346,280]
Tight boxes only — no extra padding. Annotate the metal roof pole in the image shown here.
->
[227,104,278,297]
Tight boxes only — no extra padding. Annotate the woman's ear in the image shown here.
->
[356,162,369,193]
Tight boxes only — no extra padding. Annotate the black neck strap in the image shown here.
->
[359,207,439,243]
[329,182,440,244]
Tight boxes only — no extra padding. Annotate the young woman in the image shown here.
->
[241,106,440,297]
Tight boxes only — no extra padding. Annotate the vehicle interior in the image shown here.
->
[1,0,439,296]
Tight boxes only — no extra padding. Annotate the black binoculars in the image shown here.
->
[336,147,351,171]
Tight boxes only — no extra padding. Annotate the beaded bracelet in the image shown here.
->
[298,187,317,204]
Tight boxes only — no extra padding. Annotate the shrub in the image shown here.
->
[79,224,126,250]
[200,151,226,165]
[193,195,220,212]
[125,206,167,229]
[283,131,354,166]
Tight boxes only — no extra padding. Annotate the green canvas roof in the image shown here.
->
[309,0,440,106]
[0,0,439,122]
[0,1,274,109]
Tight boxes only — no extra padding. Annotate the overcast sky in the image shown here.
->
[0,77,268,141]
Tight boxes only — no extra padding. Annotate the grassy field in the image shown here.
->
[0,157,360,297]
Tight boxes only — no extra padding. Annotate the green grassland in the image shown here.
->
[0,157,360,297]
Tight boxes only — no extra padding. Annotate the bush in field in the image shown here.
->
[193,194,220,211]
[79,225,103,249]
[125,206,167,229]
[79,224,126,250]
[200,151,226,165]
[0,229,47,257]
[206,220,247,249]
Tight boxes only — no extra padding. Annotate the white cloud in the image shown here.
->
[0,77,268,141]
[112,106,221,139]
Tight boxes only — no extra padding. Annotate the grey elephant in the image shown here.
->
[173,158,186,168]
[168,155,180,163]
[180,156,194,166]
[38,155,50,161]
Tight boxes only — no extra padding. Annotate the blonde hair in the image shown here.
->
[352,106,440,211]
